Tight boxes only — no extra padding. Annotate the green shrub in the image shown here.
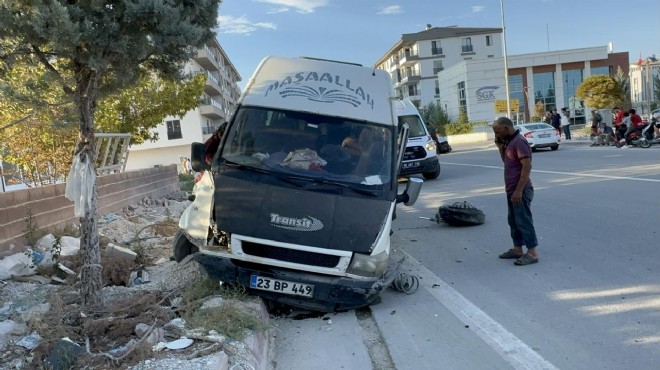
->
[445,122,474,135]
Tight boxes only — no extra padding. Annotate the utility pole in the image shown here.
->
[500,0,511,118]
[546,24,550,51]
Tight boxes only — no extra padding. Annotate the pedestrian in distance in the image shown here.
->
[560,107,571,140]
[550,109,561,133]
[492,117,539,266]
[589,109,603,146]
[543,111,552,126]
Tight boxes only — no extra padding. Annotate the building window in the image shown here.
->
[408,85,418,97]
[508,74,525,115]
[486,35,492,46]
[532,72,556,113]
[435,80,440,96]
[167,120,182,140]
[433,60,443,75]
[563,69,585,122]
[431,41,443,55]
[457,81,467,110]
[591,66,610,76]
[461,37,473,53]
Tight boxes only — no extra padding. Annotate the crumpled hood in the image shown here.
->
[214,175,392,253]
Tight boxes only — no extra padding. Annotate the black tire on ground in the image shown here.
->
[437,202,485,226]
[422,165,441,180]
[551,144,559,151]
[173,230,199,262]
[640,140,651,148]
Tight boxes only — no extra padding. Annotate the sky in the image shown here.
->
[215,0,660,89]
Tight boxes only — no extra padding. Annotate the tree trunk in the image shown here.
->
[76,72,103,309]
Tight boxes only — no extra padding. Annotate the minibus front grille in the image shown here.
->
[403,146,426,160]
[242,242,341,268]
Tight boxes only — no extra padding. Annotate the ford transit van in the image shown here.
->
[175,56,422,312]
[394,99,441,179]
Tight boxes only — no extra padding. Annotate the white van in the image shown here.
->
[393,99,441,179]
[176,56,422,312]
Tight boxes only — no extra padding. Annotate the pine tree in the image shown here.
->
[0,0,221,308]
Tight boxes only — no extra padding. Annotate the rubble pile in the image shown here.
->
[0,193,270,370]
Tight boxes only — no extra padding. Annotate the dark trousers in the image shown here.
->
[563,125,571,140]
[507,187,538,248]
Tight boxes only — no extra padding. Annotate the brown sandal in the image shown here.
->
[499,249,523,259]
[514,254,539,266]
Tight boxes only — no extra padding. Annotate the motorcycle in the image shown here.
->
[638,116,660,148]
[614,122,654,148]
[435,136,453,154]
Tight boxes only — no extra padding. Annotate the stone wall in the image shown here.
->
[0,165,179,253]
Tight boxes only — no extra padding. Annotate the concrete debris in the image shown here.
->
[19,302,50,321]
[169,318,186,329]
[0,320,28,350]
[57,263,76,276]
[164,338,194,350]
[12,275,52,284]
[106,243,138,262]
[46,338,83,370]
[0,252,38,281]
[127,269,150,287]
[135,323,165,346]
[15,331,42,350]
[58,237,81,256]
[200,296,225,310]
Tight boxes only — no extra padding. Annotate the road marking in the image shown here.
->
[440,162,660,183]
[403,251,558,370]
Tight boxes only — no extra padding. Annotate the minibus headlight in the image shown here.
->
[425,140,436,152]
[346,251,389,277]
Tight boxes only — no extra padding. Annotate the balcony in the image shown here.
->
[461,45,475,54]
[399,50,419,66]
[198,70,222,95]
[194,45,220,71]
[431,47,443,56]
[400,70,421,85]
[200,97,224,119]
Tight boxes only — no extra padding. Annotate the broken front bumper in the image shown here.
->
[195,253,399,312]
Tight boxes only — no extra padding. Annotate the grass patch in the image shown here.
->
[178,173,195,193]
[179,278,267,340]
[186,299,267,340]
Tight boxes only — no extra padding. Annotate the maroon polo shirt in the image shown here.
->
[504,133,532,194]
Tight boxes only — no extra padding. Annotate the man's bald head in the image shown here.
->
[493,117,514,128]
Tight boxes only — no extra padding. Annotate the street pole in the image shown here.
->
[646,59,651,118]
[500,0,511,118]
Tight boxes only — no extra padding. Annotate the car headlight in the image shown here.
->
[346,251,389,277]
[425,140,436,152]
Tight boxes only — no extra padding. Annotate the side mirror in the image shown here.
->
[396,177,423,206]
[190,142,210,172]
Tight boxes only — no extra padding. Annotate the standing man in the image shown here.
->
[560,107,572,140]
[493,117,539,266]
[550,109,561,133]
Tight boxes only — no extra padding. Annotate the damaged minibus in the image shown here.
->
[174,56,422,312]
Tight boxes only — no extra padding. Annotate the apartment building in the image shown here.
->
[630,55,659,117]
[126,37,241,171]
[374,25,503,108]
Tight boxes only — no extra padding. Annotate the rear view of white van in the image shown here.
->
[393,99,441,179]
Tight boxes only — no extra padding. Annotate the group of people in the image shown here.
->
[589,107,647,147]
[544,108,572,140]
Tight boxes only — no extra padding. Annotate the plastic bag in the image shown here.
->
[64,152,96,217]
[283,149,327,170]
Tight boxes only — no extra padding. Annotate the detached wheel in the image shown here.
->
[437,201,485,226]
[551,144,559,151]
[173,230,199,262]
[422,164,441,180]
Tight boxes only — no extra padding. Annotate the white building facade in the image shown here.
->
[126,37,241,171]
[437,46,629,123]
[374,26,503,108]
[630,56,659,117]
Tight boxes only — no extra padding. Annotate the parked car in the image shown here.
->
[514,122,560,151]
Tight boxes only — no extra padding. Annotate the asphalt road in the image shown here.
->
[274,141,660,370]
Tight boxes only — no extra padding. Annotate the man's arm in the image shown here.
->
[511,157,531,205]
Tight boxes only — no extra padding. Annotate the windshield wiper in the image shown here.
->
[286,175,379,197]
[222,160,270,174]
